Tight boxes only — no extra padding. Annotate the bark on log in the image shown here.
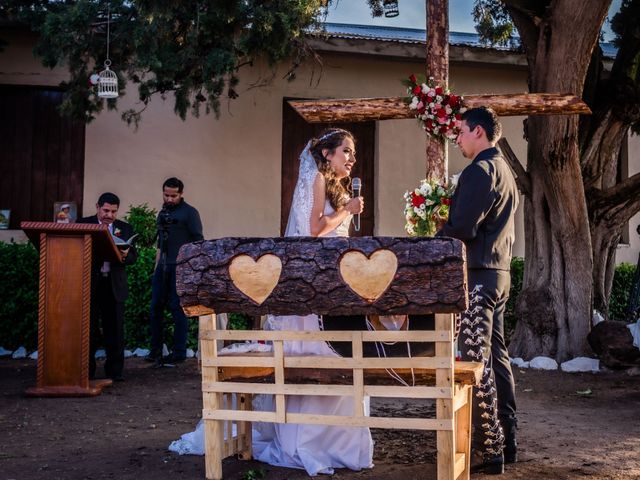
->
[288,93,591,124]
[177,237,467,316]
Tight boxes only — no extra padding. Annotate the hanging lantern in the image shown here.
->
[98,60,118,99]
[383,0,399,18]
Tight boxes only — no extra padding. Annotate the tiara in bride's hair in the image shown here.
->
[317,130,340,142]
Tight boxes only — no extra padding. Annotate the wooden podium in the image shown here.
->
[21,222,122,397]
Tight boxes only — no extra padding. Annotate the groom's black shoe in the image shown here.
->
[470,451,504,475]
[500,416,518,464]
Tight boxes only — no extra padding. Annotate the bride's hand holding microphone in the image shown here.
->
[345,196,364,215]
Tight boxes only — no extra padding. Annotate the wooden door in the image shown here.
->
[0,85,85,228]
[281,99,375,236]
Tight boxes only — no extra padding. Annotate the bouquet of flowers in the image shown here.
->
[404,176,458,237]
[403,74,465,142]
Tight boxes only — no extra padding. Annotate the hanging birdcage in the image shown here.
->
[97,60,119,99]
[383,0,399,17]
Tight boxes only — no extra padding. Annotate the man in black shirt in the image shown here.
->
[149,177,203,364]
[438,107,519,475]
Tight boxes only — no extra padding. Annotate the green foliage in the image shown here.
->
[240,468,266,480]
[608,262,638,322]
[228,313,252,330]
[0,242,39,350]
[505,257,524,341]
[1,0,327,126]
[124,203,157,248]
[472,0,516,47]
[124,246,156,348]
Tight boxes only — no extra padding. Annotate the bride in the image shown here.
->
[170,128,373,475]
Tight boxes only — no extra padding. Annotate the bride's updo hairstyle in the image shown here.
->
[309,128,355,210]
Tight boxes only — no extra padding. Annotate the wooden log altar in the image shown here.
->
[288,93,591,124]
[176,236,467,317]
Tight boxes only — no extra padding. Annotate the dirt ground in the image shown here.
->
[1,357,639,480]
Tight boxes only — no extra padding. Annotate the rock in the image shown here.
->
[94,349,106,359]
[132,348,150,357]
[560,357,599,373]
[186,349,196,358]
[510,357,530,368]
[587,321,640,369]
[124,350,133,358]
[162,344,170,356]
[12,346,27,359]
[29,350,38,360]
[0,346,12,357]
[530,356,558,370]
[592,310,605,327]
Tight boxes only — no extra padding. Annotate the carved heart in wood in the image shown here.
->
[229,254,282,305]
[339,250,398,302]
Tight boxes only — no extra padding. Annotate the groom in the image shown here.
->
[437,107,519,475]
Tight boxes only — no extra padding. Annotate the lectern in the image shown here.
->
[21,222,122,397]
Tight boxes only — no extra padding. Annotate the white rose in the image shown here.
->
[409,97,419,109]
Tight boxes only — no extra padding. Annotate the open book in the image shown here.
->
[111,233,138,249]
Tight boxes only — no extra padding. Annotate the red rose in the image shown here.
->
[435,86,444,96]
[412,85,422,95]
[409,74,417,84]
[449,94,458,107]
[441,197,452,206]
[411,193,425,207]
[436,107,447,117]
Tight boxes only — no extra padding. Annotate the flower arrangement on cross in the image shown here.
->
[403,74,465,142]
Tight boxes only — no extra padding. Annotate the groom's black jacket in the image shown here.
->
[438,147,518,270]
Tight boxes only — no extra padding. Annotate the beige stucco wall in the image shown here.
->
[81,55,529,258]
[1,28,637,264]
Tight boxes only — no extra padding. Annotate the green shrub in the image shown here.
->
[124,203,158,248]
[505,257,524,341]
[124,246,156,348]
[0,242,39,350]
[608,262,638,322]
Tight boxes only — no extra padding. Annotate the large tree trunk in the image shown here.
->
[506,0,611,361]
[509,116,594,361]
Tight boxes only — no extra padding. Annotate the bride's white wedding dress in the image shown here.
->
[251,202,373,476]
[170,140,373,475]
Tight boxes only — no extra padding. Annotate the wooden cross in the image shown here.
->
[290,0,590,180]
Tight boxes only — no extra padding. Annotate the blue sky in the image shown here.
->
[324,0,622,42]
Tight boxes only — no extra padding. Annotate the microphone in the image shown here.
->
[352,177,362,232]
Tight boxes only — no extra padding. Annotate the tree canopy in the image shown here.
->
[0,0,327,126]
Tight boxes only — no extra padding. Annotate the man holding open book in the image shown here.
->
[79,192,138,382]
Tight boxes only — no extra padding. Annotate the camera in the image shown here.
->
[158,208,176,226]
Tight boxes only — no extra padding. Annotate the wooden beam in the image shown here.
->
[425,0,450,180]
[288,93,591,124]
[214,361,482,386]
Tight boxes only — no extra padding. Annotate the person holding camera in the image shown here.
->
[148,177,203,365]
